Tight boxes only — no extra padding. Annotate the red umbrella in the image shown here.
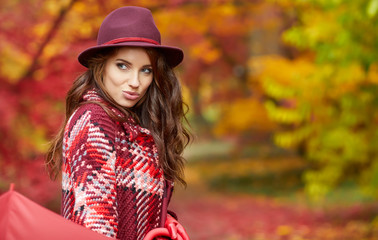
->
[0,184,111,240]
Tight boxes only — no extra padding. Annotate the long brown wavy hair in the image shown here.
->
[46,47,191,186]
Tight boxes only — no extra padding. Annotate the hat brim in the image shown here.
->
[78,42,184,68]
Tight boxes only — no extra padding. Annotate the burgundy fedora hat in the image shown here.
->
[78,6,184,68]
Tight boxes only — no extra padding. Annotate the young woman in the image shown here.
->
[46,6,190,240]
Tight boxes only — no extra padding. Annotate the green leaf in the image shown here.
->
[367,0,378,17]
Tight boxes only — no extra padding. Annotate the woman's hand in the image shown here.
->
[165,214,190,240]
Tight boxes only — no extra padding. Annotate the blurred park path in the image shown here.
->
[170,137,378,240]
[170,185,378,240]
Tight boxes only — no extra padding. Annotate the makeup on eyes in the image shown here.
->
[115,59,152,73]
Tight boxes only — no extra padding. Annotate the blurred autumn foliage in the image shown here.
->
[0,0,377,238]
[251,0,378,200]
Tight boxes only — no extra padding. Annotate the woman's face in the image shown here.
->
[103,47,153,108]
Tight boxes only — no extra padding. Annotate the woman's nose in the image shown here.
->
[128,71,140,88]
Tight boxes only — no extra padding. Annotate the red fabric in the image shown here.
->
[103,37,160,46]
[143,228,170,240]
[61,90,170,240]
[0,189,110,240]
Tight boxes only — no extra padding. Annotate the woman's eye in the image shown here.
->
[116,63,128,70]
[142,68,153,74]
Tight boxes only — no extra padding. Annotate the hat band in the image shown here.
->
[103,37,160,46]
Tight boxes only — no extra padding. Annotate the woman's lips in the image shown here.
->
[122,91,140,100]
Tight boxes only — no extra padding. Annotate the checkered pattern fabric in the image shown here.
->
[61,90,168,240]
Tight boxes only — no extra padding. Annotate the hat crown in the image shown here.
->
[78,6,183,68]
[97,6,161,45]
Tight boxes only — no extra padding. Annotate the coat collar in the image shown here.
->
[82,89,152,141]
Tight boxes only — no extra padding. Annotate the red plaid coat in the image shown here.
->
[61,90,173,240]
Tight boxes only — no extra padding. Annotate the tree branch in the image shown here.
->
[22,0,78,80]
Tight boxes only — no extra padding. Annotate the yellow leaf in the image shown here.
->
[0,43,30,82]
[276,225,292,236]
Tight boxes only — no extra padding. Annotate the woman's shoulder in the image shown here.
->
[72,102,110,118]
[67,103,117,130]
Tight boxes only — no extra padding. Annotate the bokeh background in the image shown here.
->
[0,0,377,239]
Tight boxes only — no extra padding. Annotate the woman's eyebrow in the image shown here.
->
[116,59,131,65]
[116,59,152,68]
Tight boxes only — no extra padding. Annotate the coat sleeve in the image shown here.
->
[62,105,118,238]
